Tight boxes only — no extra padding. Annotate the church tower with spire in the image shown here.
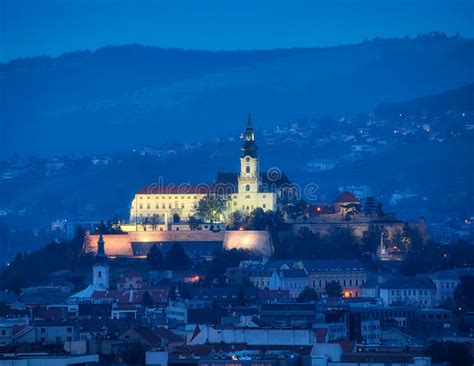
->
[227,113,277,216]
[238,113,260,194]
[92,233,110,289]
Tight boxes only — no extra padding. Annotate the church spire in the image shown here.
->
[95,232,107,263]
[242,113,258,157]
[247,112,253,129]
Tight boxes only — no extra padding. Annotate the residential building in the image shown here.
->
[30,320,76,344]
[298,260,367,298]
[269,269,308,298]
[0,324,12,345]
[379,278,436,307]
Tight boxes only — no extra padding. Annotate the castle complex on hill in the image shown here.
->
[127,114,291,230]
[84,114,427,259]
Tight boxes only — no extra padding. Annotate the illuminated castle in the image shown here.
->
[128,114,290,230]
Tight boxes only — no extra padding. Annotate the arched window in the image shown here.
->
[246,166,250,173]
[98,271,102,278]
[246,184,250,191]
[246,157,250,162]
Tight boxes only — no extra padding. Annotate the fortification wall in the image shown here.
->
[84,233,133,256]
[291,220,428,242]
[85,230,227,257]
[223,230,273,257]
[128,231,225,242]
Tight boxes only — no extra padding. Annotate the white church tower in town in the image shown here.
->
[92,233,110,289]
[229,114,277,215]
[238,113,261,194]
[69,233,110,303]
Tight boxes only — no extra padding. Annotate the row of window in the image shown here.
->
[139,195,199,200]
[137,203,197,210]
[234,203,267,209]
[439,281,457,289]
[390,289,432,296]
[312,278,363,287]
[40,327,72,333]
[282,280,305,289]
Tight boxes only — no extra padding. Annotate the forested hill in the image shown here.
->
[376,83,474,118]
[1,35,474,157]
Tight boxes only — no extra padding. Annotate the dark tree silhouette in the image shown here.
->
[363,197,378,220]
[188,215,202,230]
[361,225,383,253]
[236,287,246,306]
[454,275,474,313]
[141,291,154,308]
[146,244,163,269]
[376,202,385,218]
[326,281,342,298]
[297,287,318,303]
[165,243,190,270]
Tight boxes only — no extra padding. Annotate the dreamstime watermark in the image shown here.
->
[140,166,320,201]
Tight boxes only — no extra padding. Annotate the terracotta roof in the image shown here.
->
[335,340,356,353]
[335,191,359,203]
[127,327,162,346]
[92,289,168,304]
[137,183,234,195]
[154,327,183,345]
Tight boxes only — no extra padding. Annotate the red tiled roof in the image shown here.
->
[92,289,168,304]
[136,183,234,195]
[335,191,359,203]
[335,340,356,353]
[125,327,162,346]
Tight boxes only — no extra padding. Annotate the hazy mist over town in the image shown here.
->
[0,1,473,365]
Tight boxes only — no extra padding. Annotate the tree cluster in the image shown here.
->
[196,195,226,223]
[400,239,474,276]
[273,227,361,260]
[146,243,191,271]
[229,208,285,231]
[0,228,93,293]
